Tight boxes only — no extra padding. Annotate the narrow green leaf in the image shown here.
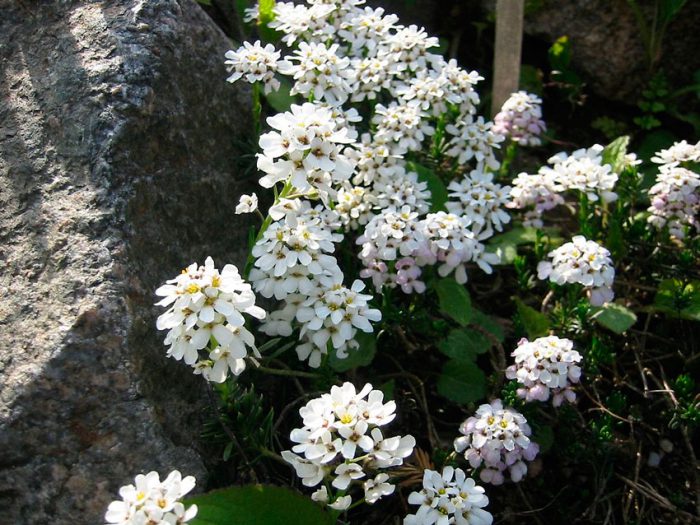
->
[329,331,377,372]
[188,485,333,525]
[438,328,491,362]
[513,297,550,338]
[437,359,486,404]
[591,303,638,333]
[548,35,572,70]
[406,161,448,212]
[436,278,472,326]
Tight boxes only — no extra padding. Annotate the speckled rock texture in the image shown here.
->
[0,1,253,523]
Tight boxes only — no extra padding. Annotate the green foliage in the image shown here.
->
[436,278,472,326]
[585,336,615,373]
[188,485,334,525]
[591,117,629,141]
[438,328,491,362]
[265,76,296,113]
[328,330,377,371]
[471,310,505,342]
[407,161,448,212]
[513,297,550,338]
[591,303,638,334]
[548,36,585,105]
[437,359,486,404]
[203,383,274,463]
[653,279,700,321]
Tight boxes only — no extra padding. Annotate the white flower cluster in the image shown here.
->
[543,145,618,202]
[235,0,520,366]
[445,116,504,171]
[225,40,286,94]
[446,170,512,236]
[282,382,415,510]
[508,144,619,225]
[257,102,356,203]
[155,257,265,382]
[647,141,700,239]
[404,466,493,525]
[651,139,700,166]
[357,207,500,292]
[105,471,197,525]
[454,400,539,485]
[507,171,564,228]
[537,235,615,306]
[505,336,582,406]
[492,91,546,147]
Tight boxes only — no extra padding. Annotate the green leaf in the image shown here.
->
[406,161,447,212]
[436,278,472,326]
[471,310,505,342]
[188,485,333,525]
[439,328,491,362]
[264,76,295,113]
[591,303,638,333]
[329,330,376,372]
[437,359,486,404]
[489,227,540,246]
[379,379,395,400]
[602,135,631,174]
[258,0,276,25]
[514,297,550,338]
[548,35,572,70]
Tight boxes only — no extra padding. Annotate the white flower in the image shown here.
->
[235,193,258,214]
[105,471,197,525]
[404,466,492,525]
[506,336,582,406]
[492,91,546,146]
[328,495,353,511]
[363,473,395,504]
[537,236,615,306]
[155,258,265,381]
[225,41,285,94]
[339,6,399,56]
[454,400,539,485]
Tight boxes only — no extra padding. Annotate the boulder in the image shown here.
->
[522,0,700,102]
[0,1,253,523]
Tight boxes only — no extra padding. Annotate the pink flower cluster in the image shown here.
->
[506,336,582,406]
[454,400,539,485]
[492,91,546,146]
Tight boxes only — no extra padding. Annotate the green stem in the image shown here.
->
[499,141,518,179]
[258,446,289,466]
[252,82,262,139]
[257,365,321,379]
[244,180,294,279]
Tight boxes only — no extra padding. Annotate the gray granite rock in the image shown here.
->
[0,1,254,523]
